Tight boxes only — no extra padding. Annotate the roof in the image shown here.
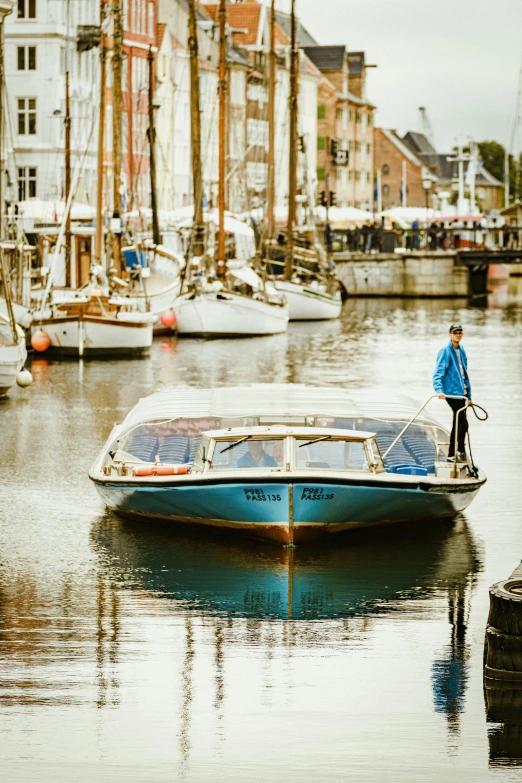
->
[112,385,445,435]
[435,154,503,187]
[156,22,167,48]
[377,129,428,169]
[302,45,346,72]
[403,131,437,164]
[274,10,318,47]
[204,1,263,47]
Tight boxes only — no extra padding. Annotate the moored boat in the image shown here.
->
[89,385,487,545]
[0,313,26,397]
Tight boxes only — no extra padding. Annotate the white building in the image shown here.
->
[4,0,100,207]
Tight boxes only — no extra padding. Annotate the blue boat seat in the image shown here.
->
[158,434,190,464]
[126,433,159,462]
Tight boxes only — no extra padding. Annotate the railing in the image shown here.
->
[381,394,486,479]
[327,226,522,255]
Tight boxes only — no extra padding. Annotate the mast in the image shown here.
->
[285,0,298,280]
[95,0,107,264]
[112,0,123,268]
[187,0,204,255]
[147,46,160,245]
[65,0,71,285]
[267,0,276,240]
[216,0,226,277]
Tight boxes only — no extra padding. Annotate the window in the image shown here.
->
[383,184,389,195]
[355,141,362,152]
[18,167,36,200]
[17,46,36,70]
[336,107,342,121]
[317,104,325,119]
[316,167,325,181]
[349,109,354,122]
[317,136,325,150]
[382,164,389,176]
[148,2,154,37]
[293,438,368,472]
[366,171,371,183]
[366,142,371,154]
[17,98,36,135]
[17,0,36,18]
[348,170,353,180]
[348,140,354,151]
[355,171,361,181]
[210,439,284,471]
[355,111,362,124]
[367,112,373,126]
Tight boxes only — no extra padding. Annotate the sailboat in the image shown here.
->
[261,0,341,321]
[28,9,154,357]
[174,0,288,337]
[0,254,27,397]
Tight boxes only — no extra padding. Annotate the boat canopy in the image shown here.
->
[118,385,444,433]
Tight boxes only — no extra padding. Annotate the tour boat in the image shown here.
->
[89,385,487,546]
[0,313,27,397]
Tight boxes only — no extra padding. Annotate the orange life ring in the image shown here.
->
[132,464,189,477]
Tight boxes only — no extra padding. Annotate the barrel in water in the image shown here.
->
[484,570,522,765]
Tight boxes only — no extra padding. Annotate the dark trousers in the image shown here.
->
[447,398,468,456]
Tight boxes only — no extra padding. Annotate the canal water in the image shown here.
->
[2,291,522,781]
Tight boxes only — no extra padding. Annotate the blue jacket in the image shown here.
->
[433,341,471,399]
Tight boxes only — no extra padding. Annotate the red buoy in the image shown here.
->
[31,329,51,352]
[160,309,176,328]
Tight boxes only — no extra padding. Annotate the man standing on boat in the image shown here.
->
[433,324,471,462]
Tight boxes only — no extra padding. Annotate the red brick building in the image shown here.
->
[374,127,433,210]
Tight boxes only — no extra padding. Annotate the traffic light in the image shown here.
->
[319,190,328,206]
[298,135,306,153]
[329,191,336,207]
[330,138,338,158]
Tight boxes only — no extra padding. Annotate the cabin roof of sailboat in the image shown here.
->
[118,385,444,431]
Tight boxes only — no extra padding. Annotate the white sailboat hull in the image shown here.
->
[0,338,27,396]
[174,292,289,336]
[274,280,342,320]
[31,314,154,357]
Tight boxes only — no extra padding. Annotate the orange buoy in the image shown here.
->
[160,309,176,328]
[132,464,188,477]
[31,329,51,352]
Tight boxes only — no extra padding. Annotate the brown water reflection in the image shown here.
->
[1,295,522,780]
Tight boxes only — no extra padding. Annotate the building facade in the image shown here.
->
[374,127,433,209]
[4,0,100,206]
[303,45,374,210]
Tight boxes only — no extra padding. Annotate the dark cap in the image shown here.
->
[449,323,463,333]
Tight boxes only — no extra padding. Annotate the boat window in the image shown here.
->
[293,438,369,471]
[209,438,285,470]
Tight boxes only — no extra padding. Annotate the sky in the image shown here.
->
[275,0,522,154]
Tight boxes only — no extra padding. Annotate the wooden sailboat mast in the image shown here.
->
[147,47,160,246]
[64,0,71,284]
[267,0,276,240]
[216,0,227,277]
[95,0,107,264]
[112,0,123,268]
[285,0,298,281]
[187,0,204,256]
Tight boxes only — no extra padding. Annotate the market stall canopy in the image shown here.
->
[14,199,96,222]
[314,206,374,226]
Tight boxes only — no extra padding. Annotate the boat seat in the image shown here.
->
[158,434,190,464]
[125,433,159,462]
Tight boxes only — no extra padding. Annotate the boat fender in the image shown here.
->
[132,464,189,477]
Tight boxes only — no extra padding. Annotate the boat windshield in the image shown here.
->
[210,438,285,470]
[294,438,369,471]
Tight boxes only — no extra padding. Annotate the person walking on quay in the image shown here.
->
[433,323,471,461]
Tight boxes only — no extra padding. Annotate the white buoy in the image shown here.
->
[16,368,33,388]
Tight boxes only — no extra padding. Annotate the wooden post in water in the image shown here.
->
[112,0,123,269]
[285,0,298,281]
[188,0,204,256]
[216,0,227,278]
[95,1,107,265]
[147,46,160,246]
[267,0,276,241]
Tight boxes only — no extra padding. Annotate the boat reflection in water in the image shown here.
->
[91,512,480,623]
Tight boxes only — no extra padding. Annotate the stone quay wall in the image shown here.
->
[333,251,469,297]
